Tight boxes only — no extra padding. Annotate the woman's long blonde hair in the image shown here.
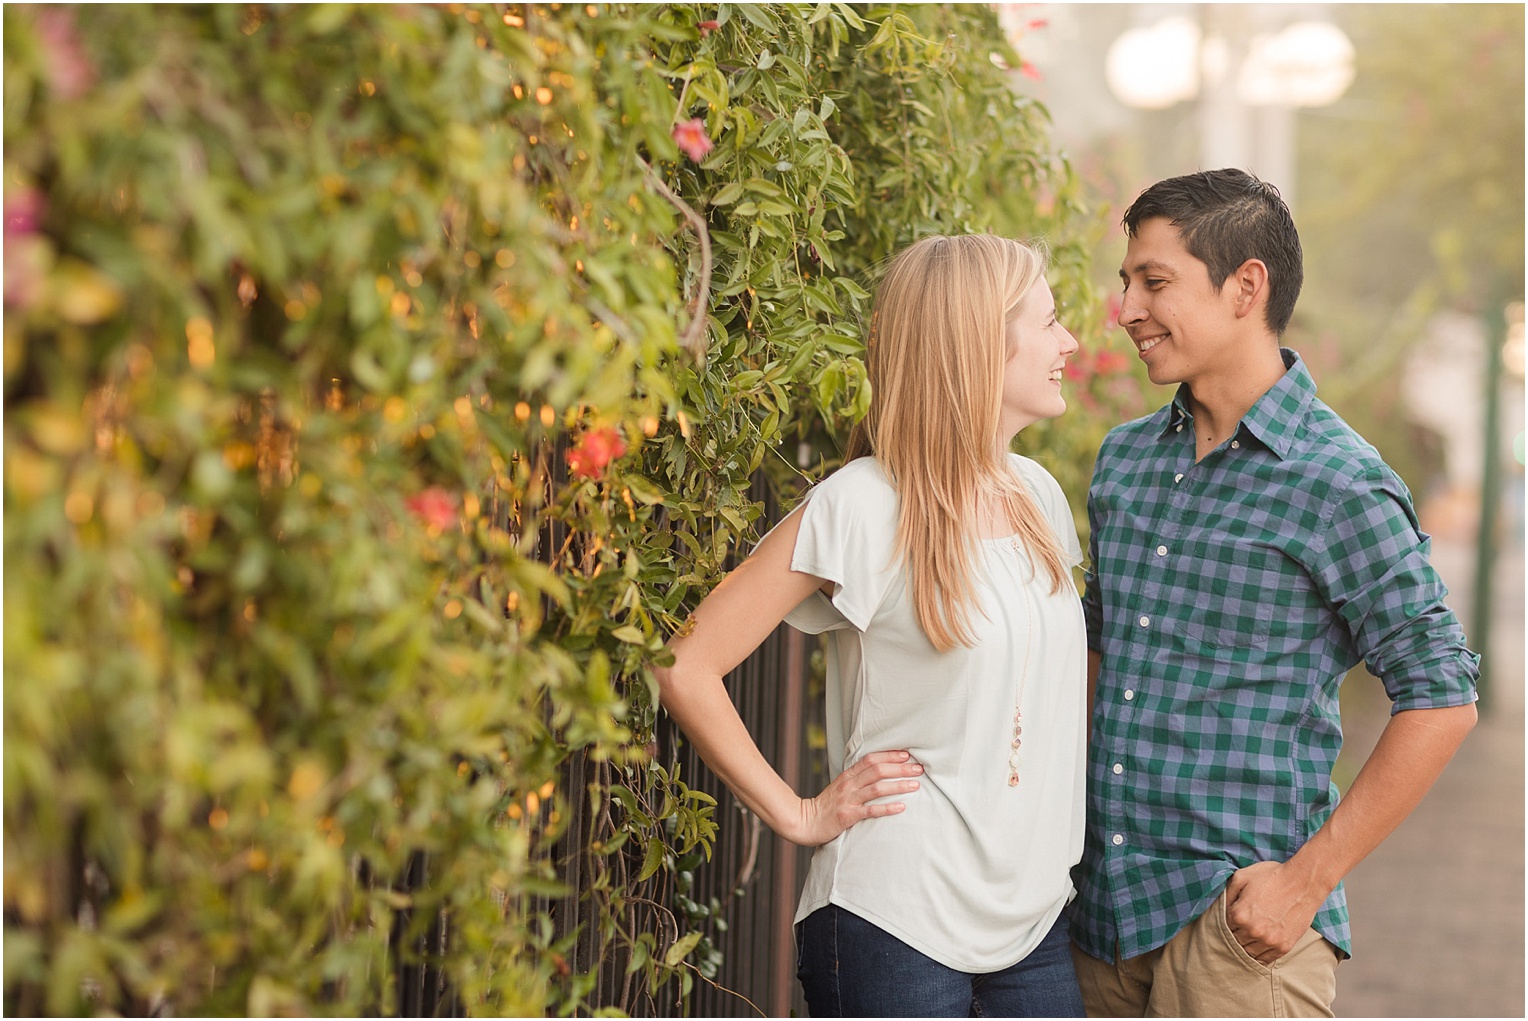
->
[844,234,1068,651]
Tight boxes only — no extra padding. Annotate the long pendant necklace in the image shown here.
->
[1008,536,1034,787]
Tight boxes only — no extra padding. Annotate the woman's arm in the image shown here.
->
[654,507,924,847]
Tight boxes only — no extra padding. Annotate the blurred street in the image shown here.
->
[1334,513,1525,1018]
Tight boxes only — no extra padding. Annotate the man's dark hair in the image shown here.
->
[1122,168,1304,336]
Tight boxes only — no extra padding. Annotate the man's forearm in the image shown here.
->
[1293,701,1477,891]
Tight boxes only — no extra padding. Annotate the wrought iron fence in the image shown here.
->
[391,466,823,1017]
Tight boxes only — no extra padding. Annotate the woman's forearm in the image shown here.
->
[655,659,808,838]
[653,509,922,847]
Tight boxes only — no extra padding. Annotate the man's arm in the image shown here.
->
[1086,649,1101,743]
[1226,464,1479,962]
[1226,701,1476,962]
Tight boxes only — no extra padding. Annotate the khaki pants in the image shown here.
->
[1071,889,1341,1018]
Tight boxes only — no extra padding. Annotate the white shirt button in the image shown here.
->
[1156,545,1168,557]
[1123,689,1135,700]
[1139,615,1150,627]
[1231,440,1240,449]
[1112,834,1124,846]
[1174,473,1183,483]
[1175,424,1183,433]
[1112,763,1124,775]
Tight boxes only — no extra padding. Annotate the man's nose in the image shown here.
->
[1117,290,1145,327]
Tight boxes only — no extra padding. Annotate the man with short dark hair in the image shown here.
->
[1070,168,1479,1017]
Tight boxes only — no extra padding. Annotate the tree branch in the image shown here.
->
[638,157,713,364]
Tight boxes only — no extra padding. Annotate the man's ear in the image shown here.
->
[1230,259,1269,321]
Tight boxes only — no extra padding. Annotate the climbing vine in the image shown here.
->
[3,4,1139,1015]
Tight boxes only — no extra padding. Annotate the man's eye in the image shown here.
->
[1146,278,1166,289]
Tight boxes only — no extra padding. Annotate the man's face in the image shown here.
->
[1117,217,1242,388]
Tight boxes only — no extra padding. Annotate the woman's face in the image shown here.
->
[1000,280,1079,438]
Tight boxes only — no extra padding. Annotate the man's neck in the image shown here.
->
[1183,342,1287,457]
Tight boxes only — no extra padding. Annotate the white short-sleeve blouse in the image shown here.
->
[783,454,1086,973]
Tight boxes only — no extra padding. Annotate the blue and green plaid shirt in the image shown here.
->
[1073,349,1479,963]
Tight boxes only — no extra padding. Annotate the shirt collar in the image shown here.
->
[1159,348,1315,460]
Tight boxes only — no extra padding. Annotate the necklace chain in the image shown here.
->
[1008,536,1032,787]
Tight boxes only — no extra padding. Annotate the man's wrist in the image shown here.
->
[1283,839,1345,905]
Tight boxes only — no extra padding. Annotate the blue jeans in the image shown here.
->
[796,904,1085,1018]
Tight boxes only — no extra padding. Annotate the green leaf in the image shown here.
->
[637,838,666,882]
[664,931,704,968]
[710,181,746,206]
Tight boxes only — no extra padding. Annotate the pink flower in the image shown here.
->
[566,426,628,480]
[1026,18,1049,30]
[405,487,458,531]
[1019,62,1043,81]
[697,19,719,36]
[4,189,46,309]
[672,118,714,162]
[33,7,94,100]
[5,189,43,238]
[1106,293,1122,325]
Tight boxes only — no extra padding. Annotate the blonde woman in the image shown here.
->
[655,235,1086,1017]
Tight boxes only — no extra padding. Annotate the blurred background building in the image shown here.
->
[995,5,1524,1016]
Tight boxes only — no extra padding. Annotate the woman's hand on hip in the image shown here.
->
[785,750,922,846]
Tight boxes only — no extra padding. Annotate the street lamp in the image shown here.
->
[1237,21,1355,106]
[1105,10,1355,211]
[1105,17,1201,110]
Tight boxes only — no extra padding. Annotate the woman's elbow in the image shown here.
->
[651,646,702,710]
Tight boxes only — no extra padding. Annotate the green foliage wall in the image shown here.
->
[3,4,1117,1015]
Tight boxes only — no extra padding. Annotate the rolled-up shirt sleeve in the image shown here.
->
[1312,465,1480,713]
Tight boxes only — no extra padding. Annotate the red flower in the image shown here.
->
[566,426,628,480]
[672,118,714,162]
[405,487,458,531]
[1019,61,1043,82]
[698,19,719,35]
[1026,18,1049,30]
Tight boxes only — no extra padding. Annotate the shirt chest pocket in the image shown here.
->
[1170,537,1311,652]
